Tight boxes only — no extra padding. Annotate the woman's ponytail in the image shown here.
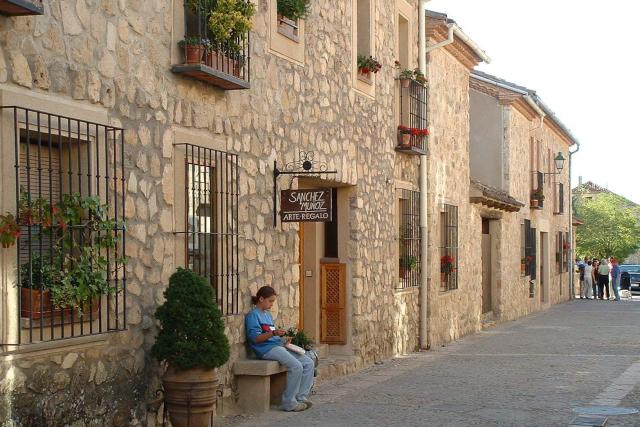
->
[251,286,277,305]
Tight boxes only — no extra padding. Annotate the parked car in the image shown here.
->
[619,265,640,292]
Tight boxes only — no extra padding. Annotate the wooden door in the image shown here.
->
[320,263,346,344]
[481,233,492,314]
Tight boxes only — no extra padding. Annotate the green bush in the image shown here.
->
[277,0,311,21]
[285,327,314,350]
[151,268,230,371]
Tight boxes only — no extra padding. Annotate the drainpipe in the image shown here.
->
[568,141,580,298]
[418,0,429,350]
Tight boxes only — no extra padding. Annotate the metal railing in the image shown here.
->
[1,106,126,349]
[398,189,420,289]
[398,79,428,151]
[175,143,240,315]
[440,204,458,292]
[181,1,251,83]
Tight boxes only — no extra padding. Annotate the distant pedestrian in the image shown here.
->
[610,258,621,301]
[577,258,586,298]
[584,261,593,299]
[591,258,599,299]
[597,259,610,300]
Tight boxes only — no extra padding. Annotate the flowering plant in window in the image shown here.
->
[394,61,427,86]
[397,125,429,148]
[562,241,569,253]
[0,213,20,248]
[531,188,545,202]
[357,55,382,76]
[440,255,455,274]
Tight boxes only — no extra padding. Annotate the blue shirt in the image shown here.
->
[611,264,621,280]
[245,308,282,358]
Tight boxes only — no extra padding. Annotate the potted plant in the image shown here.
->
[178,36,206,64]
[531,188,544,208]
[20,255,61,319]
[397,125,429,148]
[208,0,255,72]
[357,54,382,83]
[0,213,20,248]
[394,61,426,87]
[520,257,526,274]
[277,0,310,39]
[285,327,314,350]
[152,268,230,427]
[399,255,418,279]
[440,255,455,282]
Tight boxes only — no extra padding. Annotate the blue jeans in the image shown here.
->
[613,275,621,301]
[262,346,314,411]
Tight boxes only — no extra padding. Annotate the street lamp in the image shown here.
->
[554,152,566,172]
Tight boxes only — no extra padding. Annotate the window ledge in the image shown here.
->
[0,0,43,16]
[171,63,250,90]
[395,145,427,156]
[1,332,116,359]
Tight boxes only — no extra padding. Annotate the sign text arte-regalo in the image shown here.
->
[280,189,332,222]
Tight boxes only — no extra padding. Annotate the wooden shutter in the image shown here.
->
[19,143,62,264]
[320,263,346,344]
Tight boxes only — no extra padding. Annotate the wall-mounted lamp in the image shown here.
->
[543,152,566,181]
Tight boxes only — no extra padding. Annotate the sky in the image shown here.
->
[426,0,640,203]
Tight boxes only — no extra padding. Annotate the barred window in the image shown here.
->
[398,189,420,289]
[1,106,126,348]
[522,219,536,278]
[440,204,458,292]
[177,144,239,315]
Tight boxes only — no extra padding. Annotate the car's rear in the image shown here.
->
[620,265,640,292]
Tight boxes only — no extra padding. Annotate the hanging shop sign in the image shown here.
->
[280,189,332,222]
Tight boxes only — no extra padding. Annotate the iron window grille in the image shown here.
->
[398,189,420,289]
[397,79,428,154]
[176,143,239,315]
[556,231,563,274]
[440,204,458,292]
[522,219,536,278]
[1,106,126,348]
[172,0,251,90]
[563,232,569,273]
[554,183,564,214]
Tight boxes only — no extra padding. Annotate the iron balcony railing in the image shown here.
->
[398,189,420,289]
[172,0,251,90]
[397,79,428,155]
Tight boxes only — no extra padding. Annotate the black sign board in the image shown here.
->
[280,189,332,222]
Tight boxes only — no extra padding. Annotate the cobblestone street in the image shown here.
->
[222,298,640,427]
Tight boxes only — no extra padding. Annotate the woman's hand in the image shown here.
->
[274,329,287,337]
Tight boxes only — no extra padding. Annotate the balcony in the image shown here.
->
[530,171,544,209]
[171,2,251,90]
[0,0,43,16]
[396,79,428,155]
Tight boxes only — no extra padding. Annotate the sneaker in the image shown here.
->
[300,400,313,410]
[284,403,307,412]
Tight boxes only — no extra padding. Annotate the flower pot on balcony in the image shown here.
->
[530,199,539,208]
[400,78,411,88]
[358,68,372,84]
[185,45,205,64]
[206,50,241,77]
[399,266,408,279]
[398,133,411,147]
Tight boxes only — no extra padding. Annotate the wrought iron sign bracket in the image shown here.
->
[273,151,337,227]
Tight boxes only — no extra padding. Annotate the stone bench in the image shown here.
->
[233,359,288,413]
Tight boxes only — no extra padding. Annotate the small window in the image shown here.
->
[353,0,376,94]
[440,204,458,292]
[398,189,420,289]
[522,219,536,278]
[357,0,372,57]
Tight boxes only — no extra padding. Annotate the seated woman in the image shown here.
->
[245,286,314,412]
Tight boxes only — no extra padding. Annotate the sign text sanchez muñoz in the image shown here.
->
[280,189,332,222]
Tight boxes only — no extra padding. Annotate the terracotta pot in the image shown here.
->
[185,45,204,64]
[20,288,100,320]
[163,367,219,427]
[531,199,539,208]
[399,265,408,279]
[521,263,526,274]
[400,78,411,88]
[358,69,372,84]
[397,132,411,147]
[206,50,241,77]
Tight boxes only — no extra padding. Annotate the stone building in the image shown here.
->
[0,0,429,424]
[468,70,578,324]
[0,0,580,425]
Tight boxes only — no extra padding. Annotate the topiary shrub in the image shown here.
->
[151,268,230,370]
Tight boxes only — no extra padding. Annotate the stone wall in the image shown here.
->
[0,0,424,424]
[424,46,483,347]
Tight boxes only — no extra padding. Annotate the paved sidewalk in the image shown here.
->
[221,299,640,427]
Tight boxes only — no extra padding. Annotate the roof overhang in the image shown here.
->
[470,180,525,213]
[426,11,489,70]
